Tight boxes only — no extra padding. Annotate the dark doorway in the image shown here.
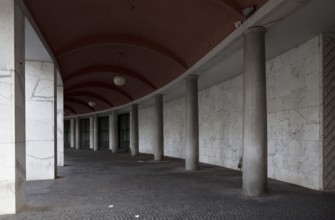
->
[118,114,130,151]
[99,117,109,150]
[79,118,90,149]
[64,120,71,148]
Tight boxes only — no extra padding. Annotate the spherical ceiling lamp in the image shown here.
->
[113,75,126,86]
[88,100,96,107]
[113,52,126,86]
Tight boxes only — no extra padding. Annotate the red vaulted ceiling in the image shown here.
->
[23,0,266,116]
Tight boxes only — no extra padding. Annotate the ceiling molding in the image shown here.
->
[55,34,188,69]
[64,65,156,90]
[65,82,133,101]
[64,104,78,114]
[65,91,114,107]
[64,97,95,111]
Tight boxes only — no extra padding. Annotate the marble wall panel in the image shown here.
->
[266,36,323,190]
[26,61,55,181]
[139,107,154,154]
[163,98,186,159]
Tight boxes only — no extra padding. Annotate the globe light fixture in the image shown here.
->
[113,75,126,86]
[88,100,96,107]
[113,52,126,86]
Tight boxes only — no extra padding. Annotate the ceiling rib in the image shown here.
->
[64,97,95,111]
[65,82,133,101]
[55,34,188,69]
[65,91,114,107]
[64,105,78,114]
[64,65,156,90]
[213,0,245,21]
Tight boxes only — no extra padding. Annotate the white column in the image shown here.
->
[89,117,94,150]
[109,110,118,153]
[185,75,199,171]
[57,84,64,166]
[93,115,98,151]
[75,117,80,149]
[242,26,267,196]
[154,94,164,160]
[0,0,26,214]
[26,61,56,181]
[130,104,139,156]
[70,118,75,148]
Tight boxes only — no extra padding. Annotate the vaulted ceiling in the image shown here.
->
[23,0,267,116]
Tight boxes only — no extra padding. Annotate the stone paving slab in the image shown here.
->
[1,149,335,220]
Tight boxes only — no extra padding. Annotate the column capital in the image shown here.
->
[244,26,266,35]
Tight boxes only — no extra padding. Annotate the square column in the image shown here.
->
[57,84,64,166]
[185,75,199,171]
[26,61,56,181]
[154,94,164,160]
[109,110,118,153]
[242,26,267,196]
[75,117,80,149]
[93,115,98,151]
[70,118,75,148]
[0,0,26,214]
[130,104,139,156]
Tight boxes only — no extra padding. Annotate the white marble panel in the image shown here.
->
[266,36,323,190]
[199,74,243,169]
[139,107,154,154]
[26,141,55,180]
[25,61,55,181]
[163,98,186,159]
[57,86,64,166]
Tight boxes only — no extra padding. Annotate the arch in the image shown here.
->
[64,65,156,90]
[64,105,78,114]
[55,34,188,69]
[211,0,245,21]
[65,82,133,101]
[65,91,114,107]
[64,97,95,111]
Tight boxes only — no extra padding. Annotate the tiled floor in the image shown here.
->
[2,149,335,220]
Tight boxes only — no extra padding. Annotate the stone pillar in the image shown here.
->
[75,117,80,149]
[130,104,139,156]
[93,114,98,151]
[89,117,94,150]
[109,110,118,153]
[154,94,164,160]
[26,61,56,181]
[70,118,75,148]
[185,75,199,171]
[57,84,64,166]
[242,26,267,196]
[0,0,26,214]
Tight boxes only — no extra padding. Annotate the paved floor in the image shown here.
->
[2,149,335,220]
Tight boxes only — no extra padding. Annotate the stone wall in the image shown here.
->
[26,61,56,181]
[139,107,154,154]
[138,35,324,190]
[266,36,322,190]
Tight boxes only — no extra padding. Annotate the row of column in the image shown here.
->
[67,26,267,198]
[0,0,267,213]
